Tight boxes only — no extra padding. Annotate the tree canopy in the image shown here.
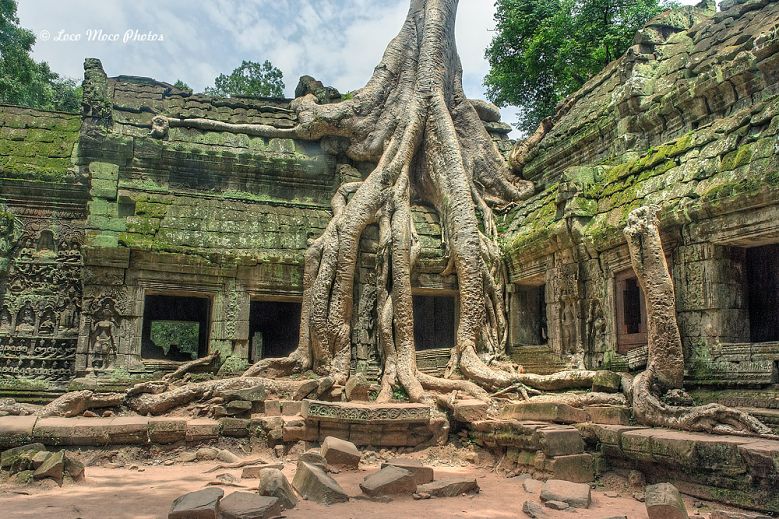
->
[0,0,81,112]
[485,0,668,135]
[204,59,285,98]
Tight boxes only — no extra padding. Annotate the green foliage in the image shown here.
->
[204,60,285,98]
[150,320,200,359]
[173,79,192,94]
[0,0,82,112]
[485,0,668,134]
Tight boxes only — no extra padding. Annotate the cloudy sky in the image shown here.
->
[18,0,700,136]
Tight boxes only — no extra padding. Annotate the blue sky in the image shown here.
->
[18,0,700,136]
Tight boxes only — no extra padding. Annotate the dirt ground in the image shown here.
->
[0,444,752,519]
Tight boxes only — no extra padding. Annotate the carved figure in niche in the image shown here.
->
[38,307,56,335]
[58,239,80,263]
[587,300,607,355]
[15,302,36,334]
[0,306,11,332]
[18,236,35,260]
[560,301,577,354]
[89,298,118,371]
[36,230,55,253]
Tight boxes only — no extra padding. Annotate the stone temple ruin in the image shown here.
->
[1,0,779,517]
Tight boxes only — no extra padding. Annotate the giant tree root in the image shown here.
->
[624,206,770,436]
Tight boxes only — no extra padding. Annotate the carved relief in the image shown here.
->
[87,297,119,372]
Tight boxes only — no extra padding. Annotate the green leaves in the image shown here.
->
[485,0,667,134]
[0,0,81,112]
[204,59,285,98]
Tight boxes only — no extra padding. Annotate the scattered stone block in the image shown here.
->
[241,464,283,479]
[179,452,197,463]
[258,467,297,510]
[169,487,223,519]
[292,461,349,504]
[544,500,569,510]
[63,452,85,481]
[299,449,326,467]
[416,477,479,497]
[321,436,360,468]
[345,373,371,401]
[360,466,416,497]
[645,483,688,519]
[544,453,594,483]
[218,492,281,519]
[522,479,543,493]
[30,450,49,469]
[0,416,37,448]
[33,449,64,484]
[522,500,546,518]
[1,443,45,470]
[540,480,591,509]
[381,458,434,484]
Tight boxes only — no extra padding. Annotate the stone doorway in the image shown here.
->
[746,244,779,343]
[248,300,301,362]
[141,294,211,361]
[412,294,456,351]
[615,270,647,353]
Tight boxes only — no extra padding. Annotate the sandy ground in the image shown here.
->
[0,447,746,519]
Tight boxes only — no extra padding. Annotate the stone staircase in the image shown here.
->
[507,345,568,375]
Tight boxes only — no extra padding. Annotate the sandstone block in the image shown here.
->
[63,452,85,481]
[219,492,281,519]
[416,477,479,497]
[258,467,297,510]
[645,482,688,519]
[544,500,569,510]
[33,449,64,484]
[535,427,584,456]
[321,436,360,468]
[345,373,371,401]
[168,487,223,519]
[545,453,594,483]
[591,370,621,392]
[148,417,187,444]
[381,458,434,484]
[292,461,349,504]
[540,480,591,509]
[1,442,46,470]
[503,402,589,424]
[452,399,489,423]
[584,406,630,425]
[522,500,546,518]
[185,419,220,442]
[0,416,37,448]
[360,466,416,497]
[299,448,326,467]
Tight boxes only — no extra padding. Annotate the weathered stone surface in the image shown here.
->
[645,483,688,519]
[321,436,360,468]
[522,500,546,518]
[63,452,85,481]
[360,466,416,497]
[544,500,569,510]
[258,467,297,510]
[381,458,434,484]
[535,426,585,456]
[1,443,45,470]
[169,487,224,519]
[218,492,282,519]
[584,406,630,425]
[544,453,594,483]
[452,399,490,423]
[540,480,591,509]
[0,416,37,447]
[32,449,64,484]
[468,99,502,123]
[299,449,326,467]
[523,478,543,493]
[503,403,590,424]
[591,371,621,392]
[344,373,371,401]
[416,477,479,497]
[292,461,349,504]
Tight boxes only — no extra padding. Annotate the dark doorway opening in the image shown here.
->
[616,271,647,353]
[249,300,301,362]
[413,294,456,351]
[747,244,779,342]
[141,294,211,361]
[514,284,547,345]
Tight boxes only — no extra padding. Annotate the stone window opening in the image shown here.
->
[413,293,457,351]
[249,300,301,362]
[746,244,779,343]
[615,270,647,353]
[512,283,548,346]
[141,294,211,361]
